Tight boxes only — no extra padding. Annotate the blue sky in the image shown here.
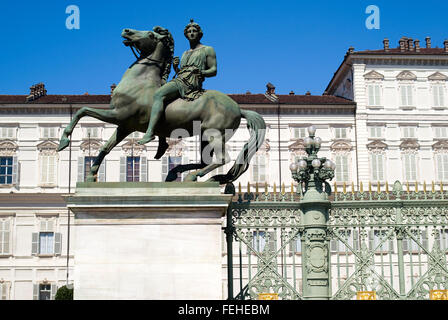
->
[1,0,447,95]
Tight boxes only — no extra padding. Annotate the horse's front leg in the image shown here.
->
[58,107,123,151]
[86,127,131,182]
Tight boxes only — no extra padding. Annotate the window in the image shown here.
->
[402,127,417,139]
[251,231,275,253]
[41,127,57,139]
[369,230,394,253]
[400,85,414,106]
[0,219,11,255]
[161,156,188,181]
[0,127,15,139]
[33,283,57,300]
[292,127,307,139]
[367,84,381,106]
[370,153,384,181]
[433,85,445,108]
[403,230,428,252]
[289,234,302,253]
[168,156,182,181]
[438,229,448,251]
[40,155,56,185]
[0,157,13,185]
[31,219,62,256]
[335,155,349,182]
[78,156,105,182]
[251,154,266,182]
[85,127,100,139]
[331,230,359,252]
[334,128,348,139]
[434,127,448,139]
[126,156,140,182]
[403,153,417,181]
[436,153,448,181]
[369,126,383,139]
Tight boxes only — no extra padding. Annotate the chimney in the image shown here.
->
[348,47,354,54]
[289,90,295,95]
[110,83,117,94]
[245,90,251,95]
[444,40,448,53]
[305,91,311,96]
[266,82,276,95]
[399,38,406,52]
[426,37,431,48]
[414,39,420,52]
[26,83,47,102]
[408,38,414,51]
[383,38,390,52]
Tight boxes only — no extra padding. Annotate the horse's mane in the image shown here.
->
[152,26,174,83]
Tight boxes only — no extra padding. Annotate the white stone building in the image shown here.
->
[0,36,447,299]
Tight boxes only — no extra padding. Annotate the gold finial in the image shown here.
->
[406,181,410,193]
[369,181,372,193]
[334,182,338,194]
[432,181,435,193]
[273,183,277,194]
[415,181,418,193]
[281,183,286,195]
[291,182,294,196]
[247,182,251,194]
[386,181,389,194]
[351,182,355,194]
[238,182,242,194]
[423,181,427,193]
[360,181,363,193]
[377,181,380,193]
[265,182,268,194]
[256,182,259,194]
[343,182,347,194]
[441,181,444,193]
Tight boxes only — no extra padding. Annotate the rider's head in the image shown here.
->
[184,19,203,41]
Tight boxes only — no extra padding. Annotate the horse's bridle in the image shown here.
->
[125,39,163,66]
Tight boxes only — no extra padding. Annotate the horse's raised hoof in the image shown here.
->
[137,134,155,145]
[57,138,70,151]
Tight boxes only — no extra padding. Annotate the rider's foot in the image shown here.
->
[154,138,169,159]
[138,133,156,145]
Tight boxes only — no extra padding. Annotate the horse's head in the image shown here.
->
[122,27,174,82]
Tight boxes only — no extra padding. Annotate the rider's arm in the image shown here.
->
[200,47,217,78]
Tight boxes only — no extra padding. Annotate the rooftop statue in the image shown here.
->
[58,21,266,184]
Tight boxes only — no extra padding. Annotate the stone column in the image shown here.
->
[65,182,232,300]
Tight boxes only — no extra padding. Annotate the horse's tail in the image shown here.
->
[210,109,266,185]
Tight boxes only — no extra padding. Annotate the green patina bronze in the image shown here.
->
[58,21,265,184]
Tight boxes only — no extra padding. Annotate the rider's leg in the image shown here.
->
[138,82,180,145]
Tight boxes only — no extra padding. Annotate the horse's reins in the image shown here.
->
[126,40,163,67]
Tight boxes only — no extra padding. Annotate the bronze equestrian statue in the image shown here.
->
[57,22,266,184]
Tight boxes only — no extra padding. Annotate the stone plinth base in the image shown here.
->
[65,182,232,300]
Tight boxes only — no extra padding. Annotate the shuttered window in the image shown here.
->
[335,155,349,182]
[42,127,57,139]
[367,84,381,106]
[436,153,448,181]
[403,153,417,181]
[32,219,61,256]
[0,127,15,139]
[400,85,414,106]
[0,219,11,255]
[434,127,448,139]
[252,154,266,183]
[433,85,445,107]
[402,127,416,139]
[370,153,384,181]
[85,127,100,139]
[293,127,307,139]
[334,128,348,139]
[369,126,383,139]
[40,155,56,185]
[126,156,140,182]
[0,157,13,185]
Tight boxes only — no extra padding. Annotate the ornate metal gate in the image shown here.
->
[225,181,448,300]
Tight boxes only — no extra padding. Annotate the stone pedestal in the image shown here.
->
[65,182,232,300]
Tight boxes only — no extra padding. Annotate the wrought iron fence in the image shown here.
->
[225,181,448,300]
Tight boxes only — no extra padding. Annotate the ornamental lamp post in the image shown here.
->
[289,125,335,300]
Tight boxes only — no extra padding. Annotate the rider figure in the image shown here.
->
[138,19,217,145]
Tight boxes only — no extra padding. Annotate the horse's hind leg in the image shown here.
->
[86,127,130,182]
[184,131,230,182]
[58,107,122,151]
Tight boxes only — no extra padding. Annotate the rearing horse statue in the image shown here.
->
[57,26,266,184]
